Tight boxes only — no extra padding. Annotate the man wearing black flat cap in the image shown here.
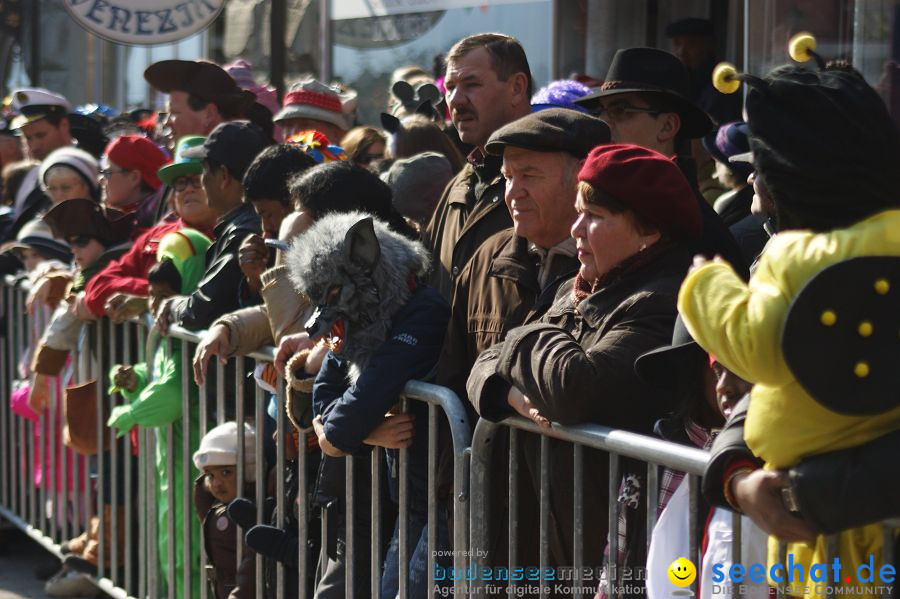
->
[435,108,611,576]
[574,47,749,278]
[144,59,256,144]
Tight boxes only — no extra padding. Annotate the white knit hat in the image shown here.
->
[193,421,257,482]
[39,146,99,196]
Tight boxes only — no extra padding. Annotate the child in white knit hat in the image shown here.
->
[192,421,257,599]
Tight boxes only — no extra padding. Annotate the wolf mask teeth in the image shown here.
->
[285,211,431,379]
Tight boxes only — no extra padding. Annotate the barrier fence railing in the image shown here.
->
[1,275,895,599]
[0,275,476,599]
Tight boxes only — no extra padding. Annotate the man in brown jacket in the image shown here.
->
[423,33,533,301]
[437,107,611,583]
[437,107,610,402]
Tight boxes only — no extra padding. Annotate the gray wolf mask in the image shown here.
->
[286,211,430,381]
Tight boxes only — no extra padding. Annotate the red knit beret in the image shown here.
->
[104,134,169,192]
[577,144,702,240]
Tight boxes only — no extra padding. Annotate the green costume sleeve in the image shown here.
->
[107,362,150,436]
[108,346,188,430]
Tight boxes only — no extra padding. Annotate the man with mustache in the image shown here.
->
[423,33,533,301]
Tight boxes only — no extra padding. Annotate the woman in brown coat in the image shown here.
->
[466,144,702,592]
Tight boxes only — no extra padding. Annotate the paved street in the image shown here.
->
[0,527,65,599]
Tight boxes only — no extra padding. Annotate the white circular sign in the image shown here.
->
[63,0,225,46]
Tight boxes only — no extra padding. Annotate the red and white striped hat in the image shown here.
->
[274,78,356,131]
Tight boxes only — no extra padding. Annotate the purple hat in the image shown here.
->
[702,121,752,177]
[223,59,280,117]
[531,79,592,113]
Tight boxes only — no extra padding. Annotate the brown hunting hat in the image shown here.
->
[42,198,133,246]
[144,60,256,116]
[484,107,611,158]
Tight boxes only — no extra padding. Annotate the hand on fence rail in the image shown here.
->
[71,293,97,321]
[111,365,138,393]
[506,386,551,428]
[104,293,149,323]
[273,331,313,376]
[192,323,231,385]
[729,468,817,542]
[154,296,175,335]
[363,412,416,449]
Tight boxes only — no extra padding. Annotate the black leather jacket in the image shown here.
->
[703,396,900,534]
[169,202,262,331]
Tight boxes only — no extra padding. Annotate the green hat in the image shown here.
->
[156,228,212,294]
[157,135,205,186]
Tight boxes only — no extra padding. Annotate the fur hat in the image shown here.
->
[285,212,430,379]
[530,79,592,112]
[192,421,257,482]
[39,146,99,196]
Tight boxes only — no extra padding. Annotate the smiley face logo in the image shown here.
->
[667,557,696,587]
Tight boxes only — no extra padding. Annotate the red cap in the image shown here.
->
[577,144,702,240]
[104,135,169,191]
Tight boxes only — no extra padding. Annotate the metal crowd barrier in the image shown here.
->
[468,418,897,599]
[0,275,475,599]
[1,274,896,599]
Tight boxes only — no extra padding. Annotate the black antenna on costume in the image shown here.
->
[788,32,826,69]
[711,62,767,95]
[711,32,824,96]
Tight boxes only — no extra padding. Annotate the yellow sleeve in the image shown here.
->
[677,258,794,386]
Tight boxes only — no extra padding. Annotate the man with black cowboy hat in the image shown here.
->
[575,47,748,277]
[144,59,256,144]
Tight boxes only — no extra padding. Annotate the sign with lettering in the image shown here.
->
[331,0,547,20]
[63,0,224,45]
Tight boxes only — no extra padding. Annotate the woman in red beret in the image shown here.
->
[100,134,168,232]
[466,143,702,578]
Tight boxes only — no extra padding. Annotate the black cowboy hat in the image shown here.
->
[635,315,706,391]
[574,47,714,139]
